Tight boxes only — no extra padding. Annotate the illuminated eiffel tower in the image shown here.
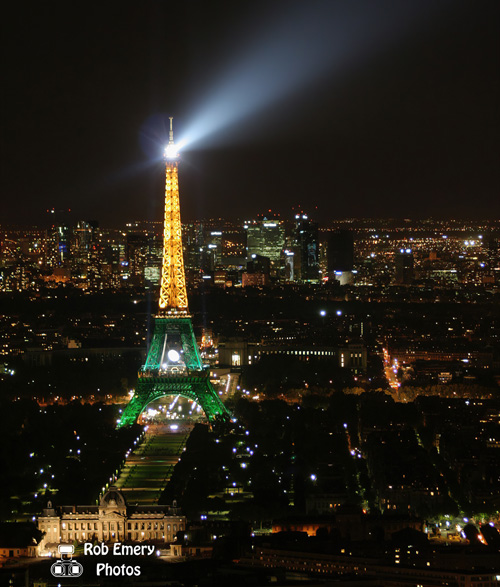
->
[118,119,230,428]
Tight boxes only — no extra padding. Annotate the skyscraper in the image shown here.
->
[199,229,224,271]
[395,248,414,284]
[294,213,319,282]
[245,216,285,276]
[182,222,204,270]
[45,209,73,268]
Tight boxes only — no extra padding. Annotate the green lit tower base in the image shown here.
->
[117,119,230,429]
[118,318,229,427]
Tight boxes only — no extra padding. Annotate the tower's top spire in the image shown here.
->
[169,116,174,145]
[165,117,178,160]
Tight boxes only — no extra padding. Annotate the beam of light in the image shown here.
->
[100,158,157,186]
[177,0,451,150]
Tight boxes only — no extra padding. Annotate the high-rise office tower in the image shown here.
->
[45,209,73,268]
[245,216,285,276]
[395,248,414,284]
[206,230,223,267]
[283,249,295,281]
[182,222,204,270]
[74,220,98,256]
[72,220,99,281]
[294,213,319,282]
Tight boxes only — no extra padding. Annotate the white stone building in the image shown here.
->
[38,489,185,554]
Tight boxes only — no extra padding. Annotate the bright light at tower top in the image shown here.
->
[164,116,179,160]
[164,143,178,159]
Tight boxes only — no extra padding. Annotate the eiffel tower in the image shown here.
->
[118,119,230,428]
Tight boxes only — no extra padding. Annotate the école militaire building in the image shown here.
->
[37,489,185,554]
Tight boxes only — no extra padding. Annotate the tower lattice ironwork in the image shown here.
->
[158,120,188,315]
[118,119,230,428]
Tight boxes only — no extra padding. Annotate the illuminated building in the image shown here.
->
[283,249,295,281]
[294,213,319,282]
[0,525,38,559]
[395,248,414,284]
[245,216,284,276]
[38,490,185,552]
[144,264,161,287]
[144,236,162,287]
[248,547,500,586]
[218,340,258,367]
[123,232,162,287]
[56,224,71,265]
[257,342,367,372]
[71,220,101,284]
[118,118,229,427]
[182,222,204,270]
[213,270,228,287]
[242,253,271,287]
[126,233,149,280]
[73,220,97,258]
[242,271,270,288]
[182,224,225,273]
[206,230,223,267]
[45,209,73,268]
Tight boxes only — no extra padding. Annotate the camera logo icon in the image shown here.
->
[50,544,83,578]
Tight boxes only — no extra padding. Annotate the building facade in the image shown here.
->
[38,489,185,554]
[245,218,285,277]
[395,248,414,284]
[294,213,319,282]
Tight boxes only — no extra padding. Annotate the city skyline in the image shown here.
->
[2,213,500,231]
[3,1,499,226]
[2,2,500,584]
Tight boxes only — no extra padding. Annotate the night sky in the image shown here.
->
[2,1,499,226]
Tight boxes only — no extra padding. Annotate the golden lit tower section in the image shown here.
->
[158,117,188,315]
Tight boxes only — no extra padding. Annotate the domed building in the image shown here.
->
[37,488,185,554]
